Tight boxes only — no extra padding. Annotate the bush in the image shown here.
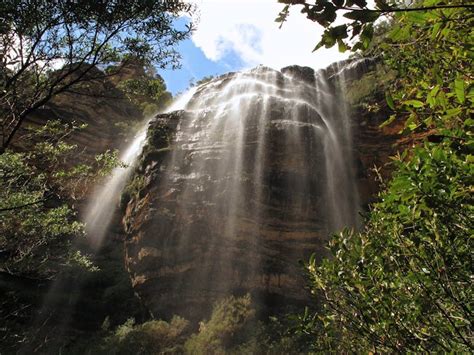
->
[98,295,273,355]
[304,137,473,352]
[0,120,120,278]
[102,316,189,354]
[184,294,255,354]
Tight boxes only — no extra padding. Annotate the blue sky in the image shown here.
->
[158,0,349,96]
[159,36,245,95]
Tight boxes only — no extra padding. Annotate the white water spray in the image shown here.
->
[83,88,197,249]
[123,64,362,318]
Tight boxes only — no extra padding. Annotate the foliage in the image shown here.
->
[194,75,216,87]
[231,309,323,354]
[345,63,396,106]
[285,0,474,352]
[0,120,121,278]
[306,137,473,352]
[375,2,473,135]
[121,175,147,206]
[101,316,190,354]
[184,294,255,354]
[0,0,194,150]
[97,295,265,355]
[276,0,473,52]
[117,73,172,116]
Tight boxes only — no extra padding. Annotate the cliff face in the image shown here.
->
[122,63,403,321]
[123,112,325,320]
[22,66,143,160]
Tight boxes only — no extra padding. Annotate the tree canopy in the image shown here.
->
[0,0,194,151]
[276,0,474,52]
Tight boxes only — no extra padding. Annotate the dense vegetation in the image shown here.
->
[108,60,173,117]
[0,0,191,276]
[0,121,120,278]
[279,0,473,352]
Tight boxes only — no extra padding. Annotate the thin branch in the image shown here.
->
[0,198,45,213]
[341,4,474,13]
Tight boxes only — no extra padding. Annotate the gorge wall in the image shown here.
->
[121,61,403,321]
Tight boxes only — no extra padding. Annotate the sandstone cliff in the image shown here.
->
[121,62,405,321]
[19,65,143,160]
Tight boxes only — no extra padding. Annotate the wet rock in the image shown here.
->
[122,64,401,321]
[281,65,316,85]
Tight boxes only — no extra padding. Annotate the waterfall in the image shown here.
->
[83,88,197,249]
[124,64,361,318]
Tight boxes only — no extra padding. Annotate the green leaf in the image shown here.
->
[443,107,462,119]
[313,40,325,51]
[407,11,426,24]
[403,100,424,108]
[389,25,410,41]
[330,24,348,39]
[431,22,442,40]
[405,114,419,131]
[315,29,337,50]
[275,5,290,24]
[426,85,440,108]
[337,39,348,52]
[454,78,465,104]
[380,114,397,128]
[385,92,395,110]
[464,118,474,127]
[343,10,379,23]
[360,24,374,48]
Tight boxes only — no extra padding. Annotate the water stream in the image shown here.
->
[122,64,362,317]
[83,88,197,249]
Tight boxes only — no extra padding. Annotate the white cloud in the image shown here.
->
[191,0,349,71]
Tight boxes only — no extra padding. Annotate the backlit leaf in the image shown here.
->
[454,78,465,104]
[403,100,424,108]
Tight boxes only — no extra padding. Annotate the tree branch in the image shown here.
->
[0,198,45,213]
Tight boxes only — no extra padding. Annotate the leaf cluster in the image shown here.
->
[117,72,172,116]
[306,135,473,352]
[184,294,255,354]
[276,0,474,53]
[0,120,121,278]
[378,2,473,135]
[1,0,194,149]
[99,294,261,355]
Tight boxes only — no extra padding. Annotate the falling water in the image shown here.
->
[83,88,197,248]
[22,93,198,353]
[125,64,361,318]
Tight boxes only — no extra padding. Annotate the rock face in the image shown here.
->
[122,63,401,321]
[18,65,144,165]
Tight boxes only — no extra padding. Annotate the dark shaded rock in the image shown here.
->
[281,65,316,84]
[325,57,379,82]
[17,65,143,170]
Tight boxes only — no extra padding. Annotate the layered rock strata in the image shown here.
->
[123,63,401,320]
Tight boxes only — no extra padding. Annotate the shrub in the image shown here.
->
[184,294,255,354]
[102,316,189,354]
